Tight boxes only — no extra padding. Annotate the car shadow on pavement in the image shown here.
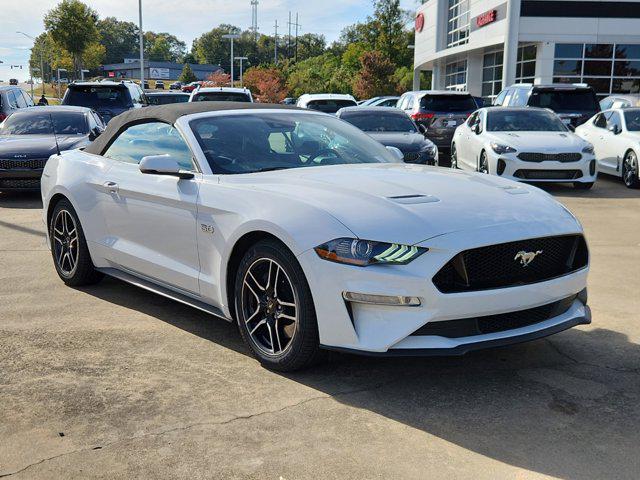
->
[82,276,640,480]
[0,191,43,209]
[536,174,639,199]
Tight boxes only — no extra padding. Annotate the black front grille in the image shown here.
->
[0,158,47,169]
[432,234,588,293]
[514,169,582,180]
[411,295,577,338]
[0,178,41,188]
[517,152,582,163]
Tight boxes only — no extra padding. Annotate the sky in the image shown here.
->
[0,0,417,81]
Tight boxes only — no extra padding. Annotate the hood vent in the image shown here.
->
[387,194,440,205]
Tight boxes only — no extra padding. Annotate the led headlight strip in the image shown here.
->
[315,238,427,267]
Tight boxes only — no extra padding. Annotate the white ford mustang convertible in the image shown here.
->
[41,102,591,371]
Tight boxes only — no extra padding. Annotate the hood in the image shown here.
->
[485,131,588,151]
[0,135,89,159]
[222,163,577,246]
[366,132,431,152]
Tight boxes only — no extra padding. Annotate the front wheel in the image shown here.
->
[234,239,321,371]
[622,150,640,188]
[49,199,103,286]
[478,151,490,174]
[450,144,458,169]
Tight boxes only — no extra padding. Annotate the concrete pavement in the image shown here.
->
[0,175,638,479]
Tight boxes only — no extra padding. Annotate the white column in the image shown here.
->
[535,41,555,85]
[502,0,521,88]
[413,68,422,91]
[466,51,484,96]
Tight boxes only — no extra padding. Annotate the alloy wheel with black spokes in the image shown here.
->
[623,150,640,188]
[241,257,298,356]
[49,199,103,286]
[478,151,489,174]
[450,144,458,169]
[52,209,79,277]
[235,239,320,371]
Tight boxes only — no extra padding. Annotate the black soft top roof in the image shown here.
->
[84,102,301,155]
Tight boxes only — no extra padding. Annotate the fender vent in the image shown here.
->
[387,194,439,205]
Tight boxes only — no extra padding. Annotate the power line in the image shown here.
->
[286,12,301,61]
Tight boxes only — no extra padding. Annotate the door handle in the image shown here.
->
[104,181,119,194]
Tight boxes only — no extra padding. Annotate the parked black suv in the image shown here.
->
[62,81,147,124]
[0,86,34,122]
[494,84,600,127]
[397,90,478,156]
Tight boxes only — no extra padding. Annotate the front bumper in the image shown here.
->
[0,168,43,190]
[297,221,589,354]
[487,151,597,183]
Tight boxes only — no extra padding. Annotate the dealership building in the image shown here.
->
[413,0,640,103]
[101,60,223,81]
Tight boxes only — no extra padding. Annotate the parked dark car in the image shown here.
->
[0,106,104,191]
[280,97,297,105]
[9,79,18,86]
[169,81,183,90]
[397,90,477,157]
[61,81,147,124]
[494,83,600,127]
[0,86,35,122]
[145,91,190,105]
[336,106,438,165]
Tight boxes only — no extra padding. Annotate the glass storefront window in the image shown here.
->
[447,0,470,48]
[555,44,583,58]
[554,60,582,76]
[445,60,468,91]
[482,50,503,103]
[585,44,614,59]
[516,44,537,83]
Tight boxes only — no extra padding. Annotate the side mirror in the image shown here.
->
[139,154,194,179]
[608,124,620,135]
[417,124,427,135]
[472,123,481,134]
[385,146,405,162]
[567,124,576,132]
[88,127,102,141]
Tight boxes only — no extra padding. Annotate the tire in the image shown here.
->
[450,144,458,169]
[478,151,489,174]
[574,182,594,190]
[49,199,103,286]
[622,150,640,189]
[234,239,321,371]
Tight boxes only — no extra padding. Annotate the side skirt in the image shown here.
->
[98,267,233,322]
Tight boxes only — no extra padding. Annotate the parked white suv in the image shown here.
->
[189,87,253,103]
[296,94,357,113]
[452,107,597,189]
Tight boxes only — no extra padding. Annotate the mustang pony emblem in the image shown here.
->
[514,250,543,267]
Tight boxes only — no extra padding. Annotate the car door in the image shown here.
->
[581,113,609,172]
[101,121,202,294]
[455,111,476,168]
[601,111,625,173]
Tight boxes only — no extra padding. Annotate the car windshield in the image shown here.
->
[65,86,130,108]
[486,110,568,132]
[528,90,598,111]
[623,110,640,131]
[147,94,190,105]
[190,112,397,174]
[342,112,417,132]
[306,99,357,113]
[0,111,88,135]
[420,94,477,112]
[192,92,251,102]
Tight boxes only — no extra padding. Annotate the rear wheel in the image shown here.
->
[49,199,103,286]
[622,150,640,188]
[234,239,321,371]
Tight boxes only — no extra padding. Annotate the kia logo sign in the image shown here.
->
[476,9,497,27]
[415,13,425,33]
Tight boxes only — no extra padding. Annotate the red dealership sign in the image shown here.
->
[476,9,497,27]
[415,13,425,33]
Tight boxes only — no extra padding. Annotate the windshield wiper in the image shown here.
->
[253,166,293,173]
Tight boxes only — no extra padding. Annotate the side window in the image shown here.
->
[103,122,194,169]
[467,112,478,128]
[406,95,415,111]
[7,90,19,108]
[600,98,614,110]
[502,89,514,106]
[606,111,622,132]
[493,90,507,106]
[21,90,34,107]
[128,85,142,105]
[13,90,28,108]
[511,89,528,107]
[92,111,105,128]
[398,95,408,109]
[593,113,607,129]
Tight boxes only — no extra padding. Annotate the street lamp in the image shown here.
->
[222,34,240,87]
[138,0,144,87]
[17,31,43,97]
[234,56,248,87]
[57,68,67,100]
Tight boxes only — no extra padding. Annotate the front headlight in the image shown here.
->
[314,238,428,267]
[582,143,595,155]
[490,142,517,154]
[421,142,438,157]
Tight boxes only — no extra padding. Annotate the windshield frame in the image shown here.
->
[181,109,397,175]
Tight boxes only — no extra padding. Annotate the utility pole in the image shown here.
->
[287,13,301,62]
[273,20,278,64]
[235,57,248,87]
[250,0,259,41]
[17,31,43,96]
[295,13,300,63]
[138,0,144,87]
[287,11,291,59]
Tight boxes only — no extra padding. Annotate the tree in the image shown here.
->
[192,25,242,66]
[97,17,138,64]
[204,71,231,87]
[243,67,287,103]
[144,32,186,62]
[286,53,351,97]
[44,0,100,78]
[296,34,327,62]
[353,51,396,99]
[179,64,197,84]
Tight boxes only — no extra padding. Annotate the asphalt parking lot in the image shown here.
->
[1,175,638,479]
